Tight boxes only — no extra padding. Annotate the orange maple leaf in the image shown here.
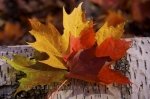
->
[64,25,95,62]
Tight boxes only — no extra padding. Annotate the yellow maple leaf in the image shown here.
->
[96,22,124,45]
[62,3,92,52]
[28,19,66,69]
[95,11,125,45]
[28,3,91,69]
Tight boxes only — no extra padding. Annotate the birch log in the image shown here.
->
[0,38,150,99]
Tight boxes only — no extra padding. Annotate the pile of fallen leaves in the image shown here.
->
[2,3,131,98]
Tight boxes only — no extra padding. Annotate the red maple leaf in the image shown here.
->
[98,64,130,84]
[66,46,111,82]
[96,37,131,60]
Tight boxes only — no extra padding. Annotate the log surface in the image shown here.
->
[0,38,150,99]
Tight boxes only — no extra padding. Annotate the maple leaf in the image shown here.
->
[66,46,130,84]
[96,22,125,45]
[2,55,67,93]
[96,37,131,60]
[64,24,95,62]
[28,19,67,69]
[28,4,92,69]
[66,46,111,83]
[80,24,95,49]
[98,64,130,84]
[62,3,92,52]
[95,16,125,45]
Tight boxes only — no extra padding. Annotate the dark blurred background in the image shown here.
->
[0,0,149,45]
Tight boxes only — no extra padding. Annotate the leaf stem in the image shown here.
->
[47,79,68,99]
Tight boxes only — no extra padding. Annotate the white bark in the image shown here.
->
[0,38,149,99]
